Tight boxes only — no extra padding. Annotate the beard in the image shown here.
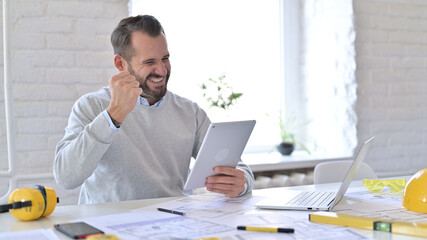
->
[128,66,170,101]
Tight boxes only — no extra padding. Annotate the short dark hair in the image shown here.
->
[111,15,165,61]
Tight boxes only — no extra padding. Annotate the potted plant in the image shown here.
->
[200,74,243,110]
[277,113,311,155]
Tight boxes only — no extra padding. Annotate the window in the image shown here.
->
[131,0,282,152]
[131,0,357,157]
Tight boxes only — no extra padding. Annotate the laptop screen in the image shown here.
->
[328,136,375,210]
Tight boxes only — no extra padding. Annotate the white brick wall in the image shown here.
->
[354,0,427,176]
[0,0,128,205]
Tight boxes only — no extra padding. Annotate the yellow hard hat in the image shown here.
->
[402,169,427,213]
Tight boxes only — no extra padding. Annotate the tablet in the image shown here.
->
[184,120,256,190]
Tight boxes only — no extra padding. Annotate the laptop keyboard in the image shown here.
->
[287,191,335,208]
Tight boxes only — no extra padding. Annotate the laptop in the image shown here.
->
[255,136,374,211]
[184,120,256,190]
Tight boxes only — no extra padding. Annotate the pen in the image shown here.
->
[157,207,186,216]
[237,226,294,233]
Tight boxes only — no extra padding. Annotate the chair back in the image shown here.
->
[313,160,377,184]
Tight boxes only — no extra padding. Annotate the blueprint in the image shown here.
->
[81,193,371,240]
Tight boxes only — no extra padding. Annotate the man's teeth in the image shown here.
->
[150,78,162,83]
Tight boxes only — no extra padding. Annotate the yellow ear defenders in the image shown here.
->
[0,185,59,221]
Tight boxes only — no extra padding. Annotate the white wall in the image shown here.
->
[354,0,427,176]
[0,0,128,205]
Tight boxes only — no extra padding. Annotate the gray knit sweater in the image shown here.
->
[54,87,254,204]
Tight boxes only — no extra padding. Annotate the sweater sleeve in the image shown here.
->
[236,161,255,196]
[53,95,117,190]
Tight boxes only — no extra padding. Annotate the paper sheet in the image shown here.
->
[333,189,427,223]
[0,229,59,240]
[83,210,235,239]
[212,210,370,240]
[143,193,262,220]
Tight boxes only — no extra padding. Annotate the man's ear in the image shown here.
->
[114,54,128,71]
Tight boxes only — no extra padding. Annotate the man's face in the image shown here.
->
[126,31,171,103]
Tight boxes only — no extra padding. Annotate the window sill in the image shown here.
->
[242,151,352,173]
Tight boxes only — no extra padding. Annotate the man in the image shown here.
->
[53,15,254,204]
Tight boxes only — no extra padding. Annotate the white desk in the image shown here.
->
[0,180,425,240]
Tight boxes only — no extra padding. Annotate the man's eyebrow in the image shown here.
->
[142,54,170,64]
[142,58,156,64]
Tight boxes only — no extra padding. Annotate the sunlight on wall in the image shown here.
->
[301,0,357,156]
